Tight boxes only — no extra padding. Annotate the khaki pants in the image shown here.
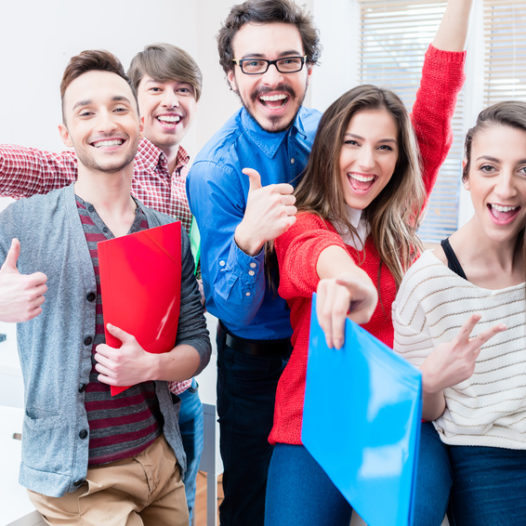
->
[28,435,189,526]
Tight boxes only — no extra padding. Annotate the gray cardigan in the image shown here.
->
[0,184,211,497]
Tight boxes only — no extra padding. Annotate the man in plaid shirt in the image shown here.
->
[0,43,205,521]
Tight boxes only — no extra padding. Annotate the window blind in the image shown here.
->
[358,0,464,243]
[483,0,526,106]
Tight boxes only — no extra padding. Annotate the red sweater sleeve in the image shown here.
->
[275,212,347,301]
[412,45,466,200]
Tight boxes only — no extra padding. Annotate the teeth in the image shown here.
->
[492,204,518,213]
[260,94,287,102]
[157,115,181,123]
[95,139,123,147]
[349,173,375,182]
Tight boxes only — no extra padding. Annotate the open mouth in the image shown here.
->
[259,93,289,108]
[91,138,125,148]
[156,114,182,128]
[347,173,377,194]
[488,203,520,224]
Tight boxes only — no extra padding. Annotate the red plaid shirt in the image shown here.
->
[0,138,192,394]
[0,137,192,233]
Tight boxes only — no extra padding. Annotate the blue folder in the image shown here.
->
[302,295,422,526]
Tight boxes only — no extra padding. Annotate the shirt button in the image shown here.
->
[290,158,295,164]
[79,429,88,440]
[103,227,109,234]
[88,205,95,213]
[86,292,96,302]
[78,383,87,393]
[84,336,93,346]
[219,260,226,267]
[250,262,257,269]
[245,292,251,297]
[248,270,255,276]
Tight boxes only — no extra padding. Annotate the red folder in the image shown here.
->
[98,222,182,396]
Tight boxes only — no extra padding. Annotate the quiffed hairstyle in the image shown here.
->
[217,0,320,75]
[60,50,133,121]
[294,84,424,287]
[463,100,526,181]
[128,43,203,101]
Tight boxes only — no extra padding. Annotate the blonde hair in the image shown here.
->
[294,84,424,286]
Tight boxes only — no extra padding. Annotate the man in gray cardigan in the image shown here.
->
[0,50,210,525]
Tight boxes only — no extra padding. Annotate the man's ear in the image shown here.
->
[227,70,238,93]
[58,123,73,147]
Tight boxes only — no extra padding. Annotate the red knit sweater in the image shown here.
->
[269,45,466,446]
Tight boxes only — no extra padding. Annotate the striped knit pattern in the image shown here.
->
[76,196,162,465]
[393,250,526,449]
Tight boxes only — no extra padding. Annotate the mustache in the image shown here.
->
[251,84,296,102]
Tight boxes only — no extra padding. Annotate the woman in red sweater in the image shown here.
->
[264,1,471,525]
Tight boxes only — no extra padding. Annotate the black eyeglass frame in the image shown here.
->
[232,55,308,75]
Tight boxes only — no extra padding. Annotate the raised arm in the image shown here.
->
[0,144,77,198]
[412,0,471,199]
[433,0,473,51]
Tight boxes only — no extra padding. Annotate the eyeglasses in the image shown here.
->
[232,56,307,75]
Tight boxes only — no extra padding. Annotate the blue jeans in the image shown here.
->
[265,443,352,526]
[413,422,453,526]
[216,329,288,526]
[448,444,526,525]
[178,378,204,523]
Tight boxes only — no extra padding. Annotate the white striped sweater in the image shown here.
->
[393,250,526,449]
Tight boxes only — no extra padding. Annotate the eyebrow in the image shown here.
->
[476,155,526,164]
[240,50,303,59]
[345,133,397,143]
[72,95,131,110]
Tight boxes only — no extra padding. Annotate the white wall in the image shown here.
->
[0,0,243,158]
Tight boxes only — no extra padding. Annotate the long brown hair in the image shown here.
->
[294,84,425,286]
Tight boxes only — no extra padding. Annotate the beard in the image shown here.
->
[233,79,309,133]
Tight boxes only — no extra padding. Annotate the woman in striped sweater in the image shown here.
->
[393,101,526,524]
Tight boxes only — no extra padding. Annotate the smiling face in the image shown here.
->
[338,107,399,210]
[465,123,526,245]
[227,22,311,132]
[59,70,140,174]
[137,74,197,153]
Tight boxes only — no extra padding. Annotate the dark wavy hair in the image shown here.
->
[217,0,320,75]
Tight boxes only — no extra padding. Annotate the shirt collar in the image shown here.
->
[334,206,370,250]
[239,106,306,159]
[137,137,190,175]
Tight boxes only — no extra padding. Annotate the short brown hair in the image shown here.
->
[128,43,203,101]
[217,0,320,75]
[60,50,134,121]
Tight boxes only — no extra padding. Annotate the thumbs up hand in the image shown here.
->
[234,168,297,256]
[0,239,48,322]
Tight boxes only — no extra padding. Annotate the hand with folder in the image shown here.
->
[97,221,204,396]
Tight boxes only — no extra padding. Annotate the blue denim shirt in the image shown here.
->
[187,106,321,340]
[0,184,211,497]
